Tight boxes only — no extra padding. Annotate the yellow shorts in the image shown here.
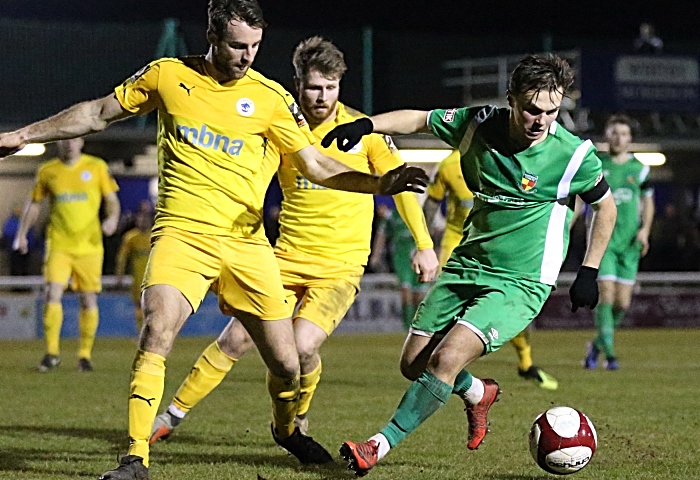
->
[275,246,363,336]
[44,250,103,292]
[144,227,291,320]
[439,228,463,268]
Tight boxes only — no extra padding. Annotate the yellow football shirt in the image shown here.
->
[276,102,431,266]
[426,150,474,235]
[116,228,152,280]
[114,56,315,237]
[32,154,119,254]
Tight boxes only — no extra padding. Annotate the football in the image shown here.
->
[529,406,597,475]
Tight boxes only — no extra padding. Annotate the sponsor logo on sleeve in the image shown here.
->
[443,108,457,122]
[383,135,398,154]
[236,98,255,117]
[288,102,308,128]
[124,64,151,86]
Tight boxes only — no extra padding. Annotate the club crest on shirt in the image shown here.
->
[236,98,255,117]
[80,170,92,182]
[288,102,308,128]
[521,172,538,192]
[627,175,636,184]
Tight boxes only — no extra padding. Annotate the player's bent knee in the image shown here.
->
[217,324,255,358]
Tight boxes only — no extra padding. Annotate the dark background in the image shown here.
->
[1,0,698,41]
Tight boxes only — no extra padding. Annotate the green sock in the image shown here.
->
[401,303,418,330]
[612,307,626,328]
[594,303,616,358]
[452,370,473,396]
[380,371,451,448]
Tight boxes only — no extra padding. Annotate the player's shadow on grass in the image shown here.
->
[481,474,552,480]
[2,424,124,446]
[153,450,351,478]
[0,447,104,478]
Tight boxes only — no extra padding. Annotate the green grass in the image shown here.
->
[1,329,699,479]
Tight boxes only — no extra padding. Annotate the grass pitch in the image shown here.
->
[1,328,699,479]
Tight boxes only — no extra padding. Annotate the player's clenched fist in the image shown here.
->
[378,164,428,196]
[0,132,27,158]
[321,117,373,152]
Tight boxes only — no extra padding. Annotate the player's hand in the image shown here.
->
[636,229,650,257]
[0,132,27,159]
[102,217,118,236]
[412,248,439,283]
[12,235,28,255]
[321,118,373,152]
[569,266,599,313]
[378,164,428,195]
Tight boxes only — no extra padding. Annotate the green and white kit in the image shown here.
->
[412,106,605,352]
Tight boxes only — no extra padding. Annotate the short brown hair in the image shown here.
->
[208,0,267,37]
[605,114,634,131]
[508,54,575,97]
[292,36,348,80]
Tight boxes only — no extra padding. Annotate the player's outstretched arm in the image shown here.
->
[0,94,133,158]
[287,145,428,195]
[570,193,617,312]
[322,110,429,152]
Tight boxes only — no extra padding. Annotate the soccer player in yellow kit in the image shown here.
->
[423,150,558,390]
[148,36,440,444]
[13,137,120,373]
[116,208,154,331]
[0,2,427,478]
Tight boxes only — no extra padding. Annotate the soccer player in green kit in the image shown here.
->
[582,114,654,370]
[322,53,617,476]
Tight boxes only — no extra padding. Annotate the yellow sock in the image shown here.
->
[511,329,533,371]
[297,360,322,417]
[43,302,63,356]
[172,341,236,413]
[128,350,166,467]
[267,370,300,439]
[78,307,99,360]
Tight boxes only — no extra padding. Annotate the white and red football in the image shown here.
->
[529,406,597,475]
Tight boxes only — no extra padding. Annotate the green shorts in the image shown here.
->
[410,258,552,354]
[598,244,641,285]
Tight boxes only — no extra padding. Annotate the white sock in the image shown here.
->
[167,404,187,419]
[369,433,391,461]
[464,377,485,405]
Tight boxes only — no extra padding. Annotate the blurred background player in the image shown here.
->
[1,202,35,277]
[423,150,558,389]
[323,53,616,476]
[148,35,438,444]
[116,206,154,331]
[579,115,655,370]
[370,205,431,329]
[13,138,120,372]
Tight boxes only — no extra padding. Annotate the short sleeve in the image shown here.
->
[638,164,654,196]
[427,107,483,149]
[367,134,403,175]
[266,95,315,154]
[570,147,604,197]
[114,61,162,115]
[31,169,48,203]
[99,162,120,195]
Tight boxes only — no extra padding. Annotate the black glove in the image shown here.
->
[321,118,374,152]
[378,164,429,195]
[569,266,599,313]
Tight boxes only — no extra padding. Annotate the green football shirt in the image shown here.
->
[427,106,603,285]
[600,154,653,252]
